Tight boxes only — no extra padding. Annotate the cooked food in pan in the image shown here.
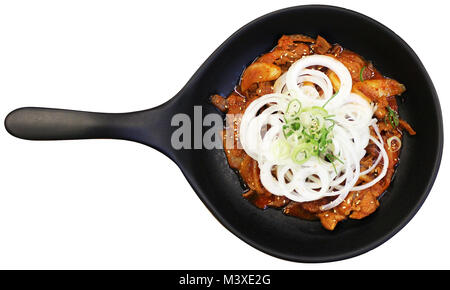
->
[211,34,416,230]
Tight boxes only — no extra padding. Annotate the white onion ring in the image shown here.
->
[285,55,352,110]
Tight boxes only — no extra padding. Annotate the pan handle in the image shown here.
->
[4,105,175,154]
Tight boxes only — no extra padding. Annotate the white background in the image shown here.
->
[0,0,448,269]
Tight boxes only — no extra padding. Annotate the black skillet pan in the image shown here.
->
[4,5,443,262]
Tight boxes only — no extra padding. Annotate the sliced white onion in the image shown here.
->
[285,54,352,110]
[239,55,390,211]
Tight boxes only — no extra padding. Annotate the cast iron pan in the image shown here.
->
[4,5,443,262]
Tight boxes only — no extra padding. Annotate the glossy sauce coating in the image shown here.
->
[212,34,415,230]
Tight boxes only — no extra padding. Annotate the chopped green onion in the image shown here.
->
[290,122,301,131]
[387,136,402,152]
[302,106,328,116]
[322,91,339,108]
[326,119,336,130]
[283,129,294,138]
[285,99,302,121]
[281,99,337,165]
[325,153,343,175]
[359,66,366,82]
[328,153,343,164]
[385,106,399,128]
[271,138,291,159]
[291,143,313,165]
[326,154,338,174]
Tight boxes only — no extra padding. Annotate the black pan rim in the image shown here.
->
[173,4,444,263]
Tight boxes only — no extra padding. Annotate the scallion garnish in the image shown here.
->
[385,106,399,128]
[291,143,313,165]
[322,91,339,108]
[325,153,343,175]
[280,100,337,165]
[359,66,366,82]
[284,99,302,122]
